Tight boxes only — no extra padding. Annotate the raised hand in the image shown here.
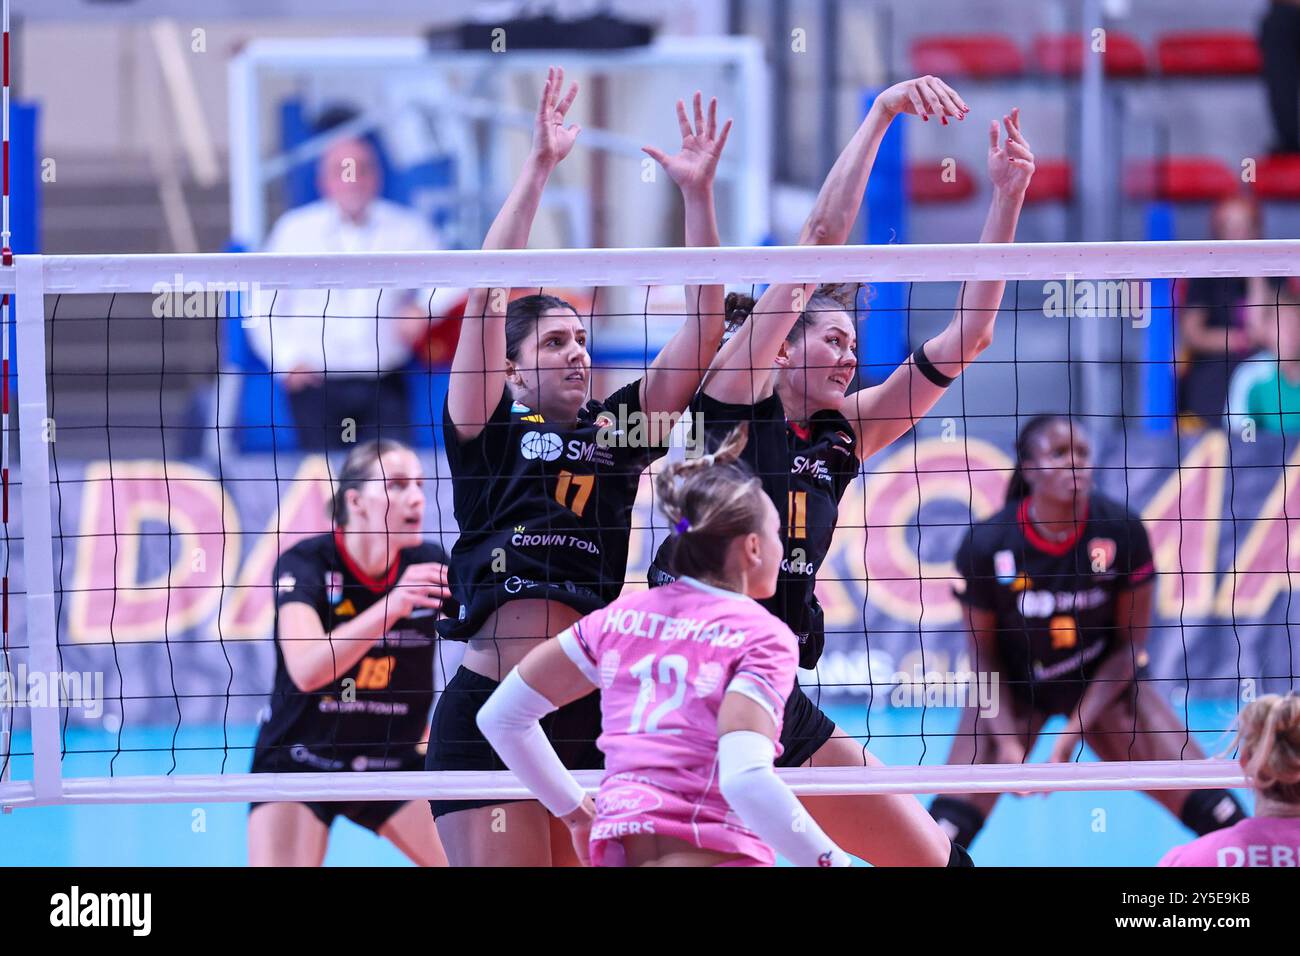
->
[532,66,581,168]
[876,75,968,123]
[642,92,734,195]
[988,107,1035,197]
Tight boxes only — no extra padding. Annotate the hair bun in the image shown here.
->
[724,291,756,332]
[814,283,859,311]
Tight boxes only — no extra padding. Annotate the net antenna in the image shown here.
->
[0,0,12,798]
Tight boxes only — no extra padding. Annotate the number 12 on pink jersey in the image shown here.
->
[627,653,688,734]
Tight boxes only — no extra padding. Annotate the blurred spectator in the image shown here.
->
[248,123,459,451]
[1176,196,1283,429]
[1261,0,1300,155]
[1160,693,1300,867]
[1225,283,1300,436]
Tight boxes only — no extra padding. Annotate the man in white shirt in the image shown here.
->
[247,133,458,450]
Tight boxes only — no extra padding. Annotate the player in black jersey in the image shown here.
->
[249,439,454,866]
[929,415,1247,850]
[651,96,1036,866]
[430,69,736,865]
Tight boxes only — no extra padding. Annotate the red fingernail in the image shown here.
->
[923,115,929,121]
[941,117,948,125]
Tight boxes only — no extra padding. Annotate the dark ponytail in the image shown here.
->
[1005,415,1070,504]
[331,438,411,526]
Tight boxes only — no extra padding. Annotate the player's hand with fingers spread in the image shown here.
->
[531,65,581,169]
[560,795,597,865]
[877,75,969,124]
[391,561,452,618]
[642,91,734,195]
[988,107,1035,197]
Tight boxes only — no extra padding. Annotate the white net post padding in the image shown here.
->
[3,239,1294,808]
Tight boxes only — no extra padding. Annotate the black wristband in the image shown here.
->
[912,343,956,388]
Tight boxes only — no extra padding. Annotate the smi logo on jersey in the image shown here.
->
[520,430,616,467]
[519,431,564,462]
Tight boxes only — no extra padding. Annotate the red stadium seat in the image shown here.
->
[1156,32,1262,76]
[1033,32,1147,77]
[911,35,1025,78]
[1125,157,1239,202]
[908,160,976,203]
[1253,154,1300,200]
[1024,159,1073,203]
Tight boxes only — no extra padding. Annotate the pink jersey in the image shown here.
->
[556,576,799,865]
[1159,816,1300,867]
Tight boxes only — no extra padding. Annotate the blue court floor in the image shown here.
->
[0,699,1248,866]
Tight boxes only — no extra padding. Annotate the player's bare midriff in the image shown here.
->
[461,599,585,682]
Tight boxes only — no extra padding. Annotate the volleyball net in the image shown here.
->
[2,239,1298,809]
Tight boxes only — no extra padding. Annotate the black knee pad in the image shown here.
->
[929,796,987,851]
[946,840,975,867]
[1179,789,1247,836]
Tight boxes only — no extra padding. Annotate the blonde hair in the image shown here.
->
[653,424,765,581]
[1234,693,1300,804]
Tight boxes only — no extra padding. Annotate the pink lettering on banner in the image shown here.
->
[68,461,238,642]
[1142,431,1224,620]
[219,456,334,640]
[828,438,1011,629]
[1215,441,1300,619]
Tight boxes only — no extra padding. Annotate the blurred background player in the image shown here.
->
[249,439,453,866]
[429,69,733,866]
[478,425,851,867]
[929,415,1246,850]
[651,89,1031,867]
[1161,693,1300,866]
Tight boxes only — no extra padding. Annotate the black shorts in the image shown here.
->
[425,666,604,819]
[1009,656,1152,719]
[249,797,412,833]
[248,749,424,834]
[775,679,837,768]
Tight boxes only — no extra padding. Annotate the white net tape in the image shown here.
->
[6,240,1295,807]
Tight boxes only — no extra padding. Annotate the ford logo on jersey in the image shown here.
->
[520,431,563,461]
[596,784,664,819]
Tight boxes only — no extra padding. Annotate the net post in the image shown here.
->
[14,254,60,804]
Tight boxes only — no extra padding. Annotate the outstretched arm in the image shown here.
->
[639,93,733,419]
[844,108,1034,459]
[706,76,968,407]
[447,67,581,442]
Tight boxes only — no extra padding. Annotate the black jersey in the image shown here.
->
[251,530,447,773]
[952,493,1155,715]
[649,389,858,668]
[440,380,665,641]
